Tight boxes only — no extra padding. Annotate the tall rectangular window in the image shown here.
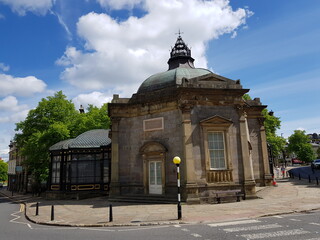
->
[51,156,61,184]
[208,132,226,169]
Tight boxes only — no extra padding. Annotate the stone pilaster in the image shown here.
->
[109,118,120,196]
[260,125,273,186]
[181,106,200,204]
[239,113,256,198]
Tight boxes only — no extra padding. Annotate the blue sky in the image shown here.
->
[0,0,319,160]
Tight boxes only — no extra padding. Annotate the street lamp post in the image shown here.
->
[173,156,182,220]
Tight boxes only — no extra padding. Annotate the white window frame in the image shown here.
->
[200,115,233,172]
[207,131,226,170]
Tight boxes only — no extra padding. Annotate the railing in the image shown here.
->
[207,170,233,183]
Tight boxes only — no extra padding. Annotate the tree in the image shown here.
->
[71,104,110,137]
[317,147,320,158]
[0,159,8,182]
[14,91,111,186]
[15,91,78,184]
[242,94,252,100]
[262,109,286,158]
[287,130,315,163]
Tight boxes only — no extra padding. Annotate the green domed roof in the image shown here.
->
[137,35,212,93]
[137,67,212,93]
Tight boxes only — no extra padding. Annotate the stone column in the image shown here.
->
[239,113,257,198]
[109,118,120,196]
[260,124,273,186]
[181,106,200,204]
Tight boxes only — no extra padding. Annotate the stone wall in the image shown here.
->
[117,109,183,195]
[191,105,243,184]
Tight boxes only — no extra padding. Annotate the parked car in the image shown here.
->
[0,183,3,188]
[311,159,320,169]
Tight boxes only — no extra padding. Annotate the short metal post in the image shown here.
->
[36,202,39,216]
[316,177,319,185]
[299,173,301,180]
[51,205,54,221]
[309,175,311,183]
[109,204,113,222]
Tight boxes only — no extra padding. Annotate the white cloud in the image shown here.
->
[73,91,112,109]
[49,10,72,40]
[0,96,28,112]
[231,31,237,38]
[57,0,250,97]
[279,116,320,138]
[0,73,47,97]
[0,62,9,72]
[0,0,54,16]
[0,110,29,124]
[97,0,144,10]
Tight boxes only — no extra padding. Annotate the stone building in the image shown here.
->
[8,141,29,193]
[109,35,272,203]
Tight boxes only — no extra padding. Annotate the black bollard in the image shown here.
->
[309,175,311,183]
[299,173,301,180]
[51,205,54,221]
[317,177,319,185]
[36,202,39,216]
[109,204,113,222]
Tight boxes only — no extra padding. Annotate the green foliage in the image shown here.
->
[262,109,281,137]
[15,91,77,183]
[0,159,8,182]
[14,91,110,184]
[296,144,315,163]
[267,135,286,158]
[317,147,320,158]
[71,103,110,137]
[262,109,286,157]
[288,130,315,162]
[242,94,252,100]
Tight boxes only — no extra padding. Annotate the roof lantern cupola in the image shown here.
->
[168,32,195,70]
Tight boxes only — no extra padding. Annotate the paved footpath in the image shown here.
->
[1,177,320,227]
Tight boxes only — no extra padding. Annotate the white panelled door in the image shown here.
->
[149,161,162,194]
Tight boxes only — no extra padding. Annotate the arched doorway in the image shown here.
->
[140,142,167,195]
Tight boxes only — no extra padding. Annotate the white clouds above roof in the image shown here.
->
[72,91,112,109]
[0,73,47,97]
[57,0,250,96]
[0,0,54,16]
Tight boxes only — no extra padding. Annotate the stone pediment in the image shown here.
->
[197,74,228,82]
[200,115,233,126]
[181,73,242,89]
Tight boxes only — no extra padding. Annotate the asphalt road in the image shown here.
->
[289,165,320,180]
[1,194,320,240]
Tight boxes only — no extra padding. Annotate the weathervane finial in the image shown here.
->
[175,29,184,36]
